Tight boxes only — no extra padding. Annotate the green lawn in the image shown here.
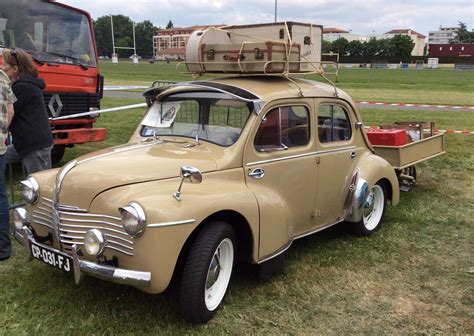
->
[100,60,474,106]
[0,67,473,333]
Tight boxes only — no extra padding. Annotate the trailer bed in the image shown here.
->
[372,133,445,169]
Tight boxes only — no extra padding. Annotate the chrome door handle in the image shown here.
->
[248,168,265,179]
[350,151,357,160]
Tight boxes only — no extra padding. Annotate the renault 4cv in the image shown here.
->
[14,75,403,322]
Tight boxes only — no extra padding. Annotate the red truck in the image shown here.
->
[0,0,106,164]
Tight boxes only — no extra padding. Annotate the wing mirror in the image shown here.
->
[173,166,202,201]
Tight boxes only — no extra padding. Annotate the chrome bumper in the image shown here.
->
[15,226,151,288]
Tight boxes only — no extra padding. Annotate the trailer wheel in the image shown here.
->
[51,145,65,165]
[352,182,387,236]
[179,221,236,323]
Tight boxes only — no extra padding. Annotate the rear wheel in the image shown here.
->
[179,222,236,323]
[351,182,387,236]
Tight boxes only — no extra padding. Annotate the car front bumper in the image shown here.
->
[14,226,151,288]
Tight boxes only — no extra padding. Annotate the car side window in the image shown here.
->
[318,104,352,143]
[254,105,310,152]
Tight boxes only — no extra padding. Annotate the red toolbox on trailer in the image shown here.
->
[366,128,408,146]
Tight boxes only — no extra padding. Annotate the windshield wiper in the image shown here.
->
[42,51,89,70]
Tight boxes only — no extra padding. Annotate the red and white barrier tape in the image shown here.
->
[365,126,473,135]
[357,101,474,110]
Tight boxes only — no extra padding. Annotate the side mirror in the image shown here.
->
[173,166,202,201]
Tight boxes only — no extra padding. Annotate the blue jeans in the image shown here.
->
[0,154,10,259]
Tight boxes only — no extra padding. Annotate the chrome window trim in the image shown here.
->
[246,146,357,166]
[147,219,196,228]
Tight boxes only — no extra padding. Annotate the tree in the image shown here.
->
[453,22,474,43]
[166,20,174,29]
[135,20,158,57]
[390,34,415,57]
[331,37,349,56]
[347,40,364,56]
[363,37,379,57]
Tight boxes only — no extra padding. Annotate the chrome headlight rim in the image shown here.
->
[84,229,106,257]
[119,202,147,238]
[13,207,29,231]
[20,177,39,204]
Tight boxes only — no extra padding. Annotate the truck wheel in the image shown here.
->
[352,182,387,236]
[179,222,236,323]
[51,145,65,165]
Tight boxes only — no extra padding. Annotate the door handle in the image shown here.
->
[248,168,265,179]
[350,151,357,160]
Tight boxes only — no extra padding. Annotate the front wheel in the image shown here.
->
[179,222,236,323]
[351,182,387,236]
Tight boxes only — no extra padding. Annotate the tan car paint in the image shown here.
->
[21,76,401,293]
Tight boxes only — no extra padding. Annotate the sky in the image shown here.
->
[61,0,474,37]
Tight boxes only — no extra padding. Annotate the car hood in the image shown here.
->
[57,141,218,209]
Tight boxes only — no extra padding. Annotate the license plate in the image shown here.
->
[29,241,73,273]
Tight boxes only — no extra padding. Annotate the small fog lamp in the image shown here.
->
[84,229,106,256]
[13,207,29,231]
[119,202,146,237]
[20,177,39,204]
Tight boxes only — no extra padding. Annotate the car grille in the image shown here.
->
[31,197,134,256]
[43,92,101,117]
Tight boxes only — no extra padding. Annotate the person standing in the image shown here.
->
[0,69,14,261]
[2,48,53,175]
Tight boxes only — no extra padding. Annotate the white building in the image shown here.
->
[322,28,367,42]
[382,29,426,56]
[428,26,458,44]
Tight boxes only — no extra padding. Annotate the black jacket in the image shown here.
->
[11,75,53,155]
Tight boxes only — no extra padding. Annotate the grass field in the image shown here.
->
[100,60,474,106]
[0,64,473,334]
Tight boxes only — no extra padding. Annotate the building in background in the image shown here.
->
[428,26,459,44]
[382,29,426,56]
[322,28,367,42]
[153,25,222,60]
[427,43,474,57]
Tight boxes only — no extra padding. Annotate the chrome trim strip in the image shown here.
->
[59,211,121,221]
[60,234,84,240]
[37,206,54,214]
[147,219,196,228]
[291,219,344,240]
[55,160,77,203]
[33,211,54,221]
[59,229,133,245]
[59,223,130,238]
[257,219,344,264]
[31,219,55,230]
[257,241,292,264]
[57,205,88,213]
[40,197,54,204]
[246,146,357,166]
[105,240,134,251]
[104,246,133,256]
[59,217,122,229]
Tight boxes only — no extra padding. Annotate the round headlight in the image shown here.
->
[84,229,106,256]
[13,207,29,231]
[20,177,39,204]
[119,202,146,237]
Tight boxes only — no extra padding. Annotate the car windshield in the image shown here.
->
[140,92,253,147]
[0,0,97,67]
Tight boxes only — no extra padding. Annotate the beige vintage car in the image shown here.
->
[14,76,401,322]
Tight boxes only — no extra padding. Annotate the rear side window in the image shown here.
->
[254,106,310,152]
[318,105,352,143]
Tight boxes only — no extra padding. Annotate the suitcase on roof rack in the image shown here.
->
[185,21,322,74]
[199,41,301,73]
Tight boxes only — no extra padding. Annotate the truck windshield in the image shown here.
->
[140,94,253,147]
[0,0,97,67]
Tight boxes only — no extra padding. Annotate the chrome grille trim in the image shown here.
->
[59,217,123,229]
[31,196,134,256]
[58,211,120,221]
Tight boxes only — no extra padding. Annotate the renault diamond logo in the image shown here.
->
[48,94,63,117]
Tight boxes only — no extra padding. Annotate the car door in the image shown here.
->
[244,100,318,260]
[314,100,362,226]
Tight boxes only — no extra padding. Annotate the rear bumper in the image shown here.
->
[14,226,151,288]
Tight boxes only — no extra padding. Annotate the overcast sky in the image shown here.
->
[61,0,474,37]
